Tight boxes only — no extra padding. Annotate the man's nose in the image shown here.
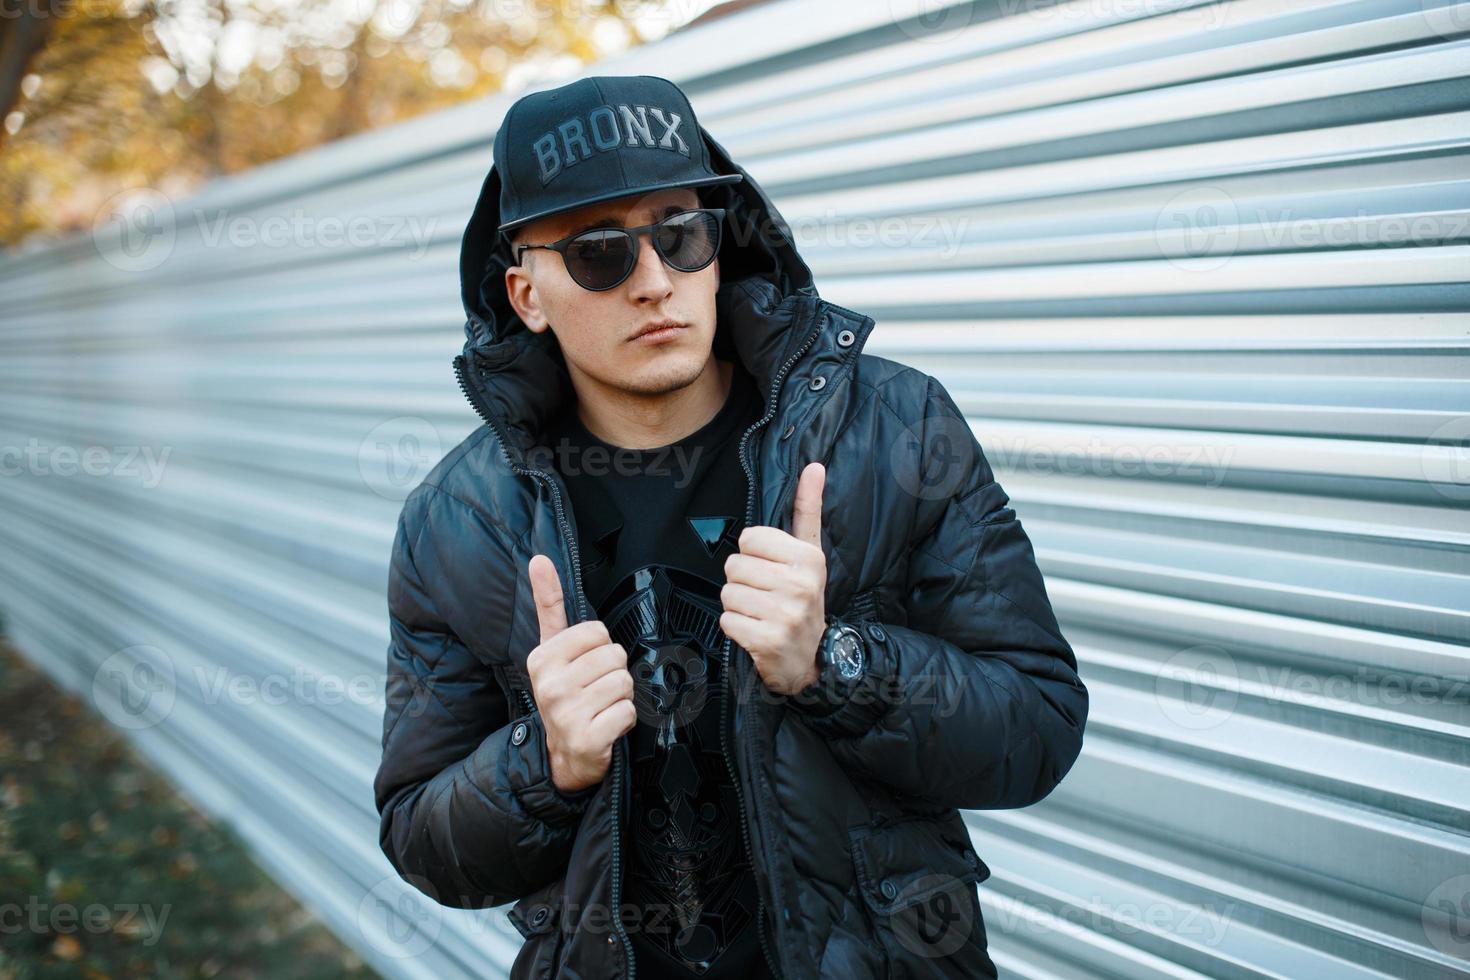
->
[625,231,674,298]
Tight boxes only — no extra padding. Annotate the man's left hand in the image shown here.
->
[721,461,828,696]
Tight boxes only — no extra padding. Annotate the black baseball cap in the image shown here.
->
[492,74,743,236]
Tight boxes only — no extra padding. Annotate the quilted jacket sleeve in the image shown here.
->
[373,484,594,909]
[790,373,1088,811]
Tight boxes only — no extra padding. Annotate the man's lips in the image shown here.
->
[629,320,687,343]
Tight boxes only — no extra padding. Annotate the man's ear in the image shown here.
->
[505,259,551,334]
[500,226,552,334]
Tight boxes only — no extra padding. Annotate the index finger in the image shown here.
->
[736,524,812,564]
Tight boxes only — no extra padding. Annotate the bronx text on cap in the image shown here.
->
[533,103,690,185]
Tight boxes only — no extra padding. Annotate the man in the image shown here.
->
[374,74,1088,980]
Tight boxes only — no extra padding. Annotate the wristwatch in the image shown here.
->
[819,618,868,682]
[793,616,868,716]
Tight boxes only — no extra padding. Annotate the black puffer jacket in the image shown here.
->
[373,118,1088,979]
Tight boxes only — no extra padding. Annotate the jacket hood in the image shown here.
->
[453,114,819,458]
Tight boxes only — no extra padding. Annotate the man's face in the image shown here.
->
[504,187,719,398]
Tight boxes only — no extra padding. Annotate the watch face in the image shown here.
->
[831,629,865,681]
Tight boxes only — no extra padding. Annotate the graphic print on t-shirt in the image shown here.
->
[545,362,774,979]
[604,563,757,974]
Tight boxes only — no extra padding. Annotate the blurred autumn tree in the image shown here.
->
[0,0,698,249]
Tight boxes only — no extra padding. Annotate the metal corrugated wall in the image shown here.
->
[2,0,1466,977]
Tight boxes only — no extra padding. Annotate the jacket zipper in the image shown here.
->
[454,351,638,977]
[724,296,824,980]
[454,296,826,979]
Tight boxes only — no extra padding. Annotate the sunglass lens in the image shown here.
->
[566,229,635,290]
[655,211,721,272]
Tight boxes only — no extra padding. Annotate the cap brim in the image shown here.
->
[496,172,744,233]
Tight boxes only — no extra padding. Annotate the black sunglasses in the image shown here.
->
[513,208,727,291]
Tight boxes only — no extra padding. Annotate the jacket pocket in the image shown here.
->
[507,876,565,980]
[849,815,996,980]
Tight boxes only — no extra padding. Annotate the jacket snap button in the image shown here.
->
[606,935,616,945]
[511,722,528,746]
[531,906,549,926]
[880,879,898,901]
[808,375,826,391]
[867,624,886,642]
[837,329,855,347]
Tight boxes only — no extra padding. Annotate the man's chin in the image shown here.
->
[619,351,710,396]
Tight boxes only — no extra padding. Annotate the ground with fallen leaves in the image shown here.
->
[0,638,380,979]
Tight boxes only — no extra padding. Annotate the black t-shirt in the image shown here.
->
[546,362,776,980]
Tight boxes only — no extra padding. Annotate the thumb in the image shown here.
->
[791,461,825,549]
[528,553,568,643]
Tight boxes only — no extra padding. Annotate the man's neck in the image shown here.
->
[570,356,734,450]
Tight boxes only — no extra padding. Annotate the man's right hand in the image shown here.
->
[525,553,637,794]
